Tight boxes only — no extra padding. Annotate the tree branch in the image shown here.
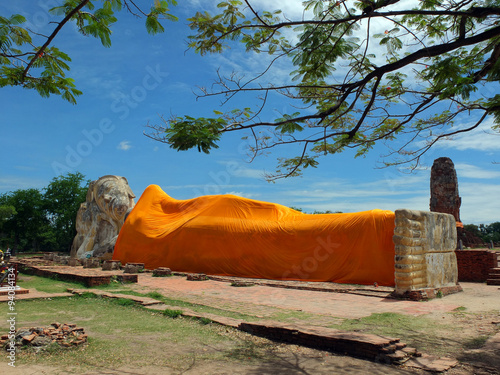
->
[22,0,90,79]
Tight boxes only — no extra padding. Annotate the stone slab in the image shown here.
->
[405,354,458,372]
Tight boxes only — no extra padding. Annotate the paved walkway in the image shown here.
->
[134,275,494,319]
[2,271,499,373]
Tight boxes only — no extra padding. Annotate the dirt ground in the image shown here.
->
[1,276,499,375]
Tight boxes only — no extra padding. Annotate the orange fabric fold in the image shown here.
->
[113,185,396,286]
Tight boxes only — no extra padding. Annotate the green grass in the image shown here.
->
[12,252,46,258]
[337,312,461,356]
[114,298,136,306]
[162,308,183,318]
[270,309,319,322]
[0,294,270,372]
[16,273,259,322]
[198,317,212,325]
[145,291,163,299]
[130,290,258,321]
[17,274,86,293]
[463,335,489,349]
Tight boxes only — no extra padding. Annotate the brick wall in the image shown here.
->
[455,250,497,282]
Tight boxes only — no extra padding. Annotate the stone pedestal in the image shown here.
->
[393,209,461,299]
[102,260,122,271]
[82,258,101,269]
[53,255,70,265]
[123,263,145,274]
[153,267,172,277]
[187,273,208,281]
[44,253,55,261]
[68,258,80,267]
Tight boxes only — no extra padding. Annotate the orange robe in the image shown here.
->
[113,185,396,286]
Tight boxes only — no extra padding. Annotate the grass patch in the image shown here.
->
[338,312,459,356]
[17,273,86,293]
[270,310,317,322]
[463,336,489,349]
[131,291,258,321]
[13,253,45,258]
[145,291,164,299]
[115,298,136,306]
[17,274,259,322]
[162,309,184,318]
[198,317,212,325]
[0,294,267,371]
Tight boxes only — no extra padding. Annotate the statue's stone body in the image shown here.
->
[70,175,135,259]
[393,209,459,295]
[430,157,461,223]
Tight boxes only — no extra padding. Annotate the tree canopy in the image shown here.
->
[0,172,89,252]
[0,0,176,104]
[44,172,90,252]
[145,0,500,180]
[464,222,500,243]
[0,188,50,251]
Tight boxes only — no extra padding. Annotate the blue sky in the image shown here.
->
[1,0,499,225]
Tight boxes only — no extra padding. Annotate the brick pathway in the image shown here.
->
[135,275,465,319]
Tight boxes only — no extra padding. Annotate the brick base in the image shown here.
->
[455,250,497,282]
[391,285,463,301]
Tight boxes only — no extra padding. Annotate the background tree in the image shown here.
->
[0,205,17,248]
[0,189,51,251]
[0,0,176,103]
[0,205,17,224]
[43,172,90,252]
[0,172,90,252]
[463,223,483,239]
[464,222,500,244]
[480,221,500,243]
[146,0,500,180]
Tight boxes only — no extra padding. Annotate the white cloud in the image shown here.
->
[278,174,499,224]
[0,176,47,193]
[455,163,500,179]
[286,173,429,201]
[432,118,500,152]
[251,0,308,19]
[231,166,266,179]
[459,183,500,224]
[117,141,132,151]
[295,195,429,214]
[274,173,430,214]
[217,161,266,179]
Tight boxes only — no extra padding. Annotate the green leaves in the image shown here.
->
[165,116,227,153]
[292,22,359,82]
[188,1,288,56]
[275,155,319,178]
[1,1,177,103]
[374,27,403,56]
[275,113,303,133]
[0,172,89,251]
[487,94,500,125]
[152,0,500,179]
[146,0,178,34]
[0,14,31,54]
